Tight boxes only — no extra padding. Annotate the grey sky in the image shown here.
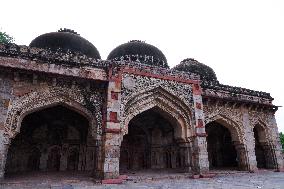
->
[1,0,283,132]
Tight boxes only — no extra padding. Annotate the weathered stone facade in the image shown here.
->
[0,32,283,180]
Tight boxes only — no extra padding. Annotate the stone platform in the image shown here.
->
[1,170,284,189]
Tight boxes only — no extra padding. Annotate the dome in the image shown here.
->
[29,28,101,59]
[173,58,218,82]
[107,40,168,68]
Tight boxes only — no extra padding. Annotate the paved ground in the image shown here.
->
[0,170,284,189]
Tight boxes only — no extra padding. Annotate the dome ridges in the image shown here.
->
[29,29,101,59]
[173,58,218,83]
[107,40,168,68]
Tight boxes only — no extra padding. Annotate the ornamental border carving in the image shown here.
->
[121,74,194,109]
[249,110,276,142]
[204,104,244,143]
[120,76,193,141]
[4,86,102,140]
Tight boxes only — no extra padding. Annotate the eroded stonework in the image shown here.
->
[0,42,283,180]
[120,73,194,139]
[4,81,104,139]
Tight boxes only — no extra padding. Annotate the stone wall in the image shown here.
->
[0,67,106,178]
[203,99,284,171]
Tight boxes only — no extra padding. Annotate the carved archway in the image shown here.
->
[121,87,193,141]
[205,114,243,143]
[252,120,277,169]
[4,87,98,140]
[251,120,270,142]
[205,114,248,170]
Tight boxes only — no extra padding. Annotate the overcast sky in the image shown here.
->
[1,0,283,132]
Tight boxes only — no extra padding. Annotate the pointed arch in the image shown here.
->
[252,120,270,143]
[205,114,243,143]
[4,87,97,140]
[121,86,193,141]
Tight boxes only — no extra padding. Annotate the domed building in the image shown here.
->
[0,29,283,182]
[107,40,168,68]
[173,58,218,84]
[29,28,101,59]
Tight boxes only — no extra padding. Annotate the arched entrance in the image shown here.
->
[253,124,275,169]
[5,105,96,175]
[120,107,186,173]
[206,121,238,169]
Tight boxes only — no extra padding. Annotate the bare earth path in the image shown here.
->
[1,170,283,189]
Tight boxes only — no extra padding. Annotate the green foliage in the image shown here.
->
[280,132,284,151]
[0,31,14,43]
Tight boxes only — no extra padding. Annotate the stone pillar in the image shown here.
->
[103,133,121,179]
[102,69,122,179]
[271,140,284,170]
[39,152,48,171]
[268,115,284,171]
[93,140,104,178]
[262,142,274,169]
[0,131,10,179]
[191,83,209,174]
[234,142,249,170]
[262,142,281,169]
[78,145,86,171]
[191,136,209,174]
[171,151,176,169]
[179,142,191,172]
[242,111,258,172]
[58,144,67,171]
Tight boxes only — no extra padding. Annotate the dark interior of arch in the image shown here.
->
[253,126,267,168]
[5,105,97,175]
[120,108,186,172]
[206,121,238,169]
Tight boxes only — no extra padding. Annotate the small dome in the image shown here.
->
[173,58,218,83]
[107,40,168,68]
[29,28,101,59]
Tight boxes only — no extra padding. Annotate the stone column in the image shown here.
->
[179,142,191,172]
[93,140,104,178]
[103,133,121,179]
[271,140,284,171]
[102,70,122,179]
[191,136,209,174]
[242,111,258,172]
[234,142,249,170]
[0,131,10,179]
[191,83,209,174]
[60,151,68,171]
[39,153,48,171]
[171,151,176,169]
[263,143,273,169]
[268,115,284,171]
[262,142,280,169]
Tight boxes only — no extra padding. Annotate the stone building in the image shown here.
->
[0,29,283,179]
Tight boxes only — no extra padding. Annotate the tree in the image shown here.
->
[0,31,14,43]
[280,132,284,151]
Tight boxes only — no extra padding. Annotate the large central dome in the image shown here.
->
[29,28,101,59]
[107,40,168,68]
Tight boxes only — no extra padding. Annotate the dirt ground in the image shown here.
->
[1,169,284,189]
